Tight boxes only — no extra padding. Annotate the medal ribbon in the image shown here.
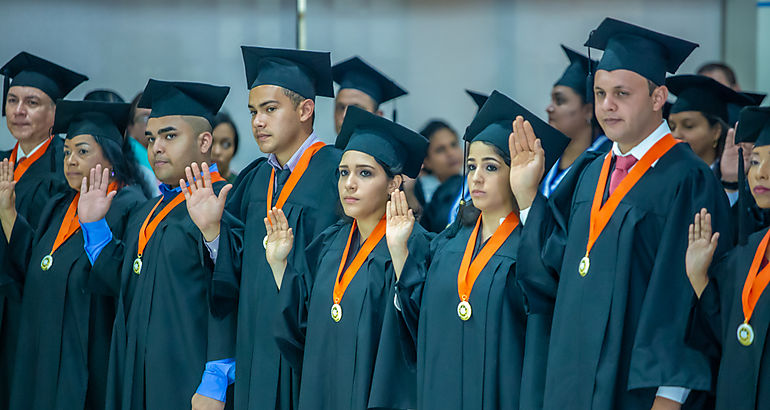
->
[741,228,770,325]
[457,212,519,302]
[584,134,679,260]
[332,217,387,305]
[266,141,326,217]
[136,171,224,259]
[9,138,52,181]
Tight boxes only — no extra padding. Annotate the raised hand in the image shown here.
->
[79,164,117,223]
[182,162,232,242]
[508,115,545,210]
[264,207,293,288]
[0,159,17,241]
[686,208,719,298]
[719,124,752,188]
[386,190,413,280]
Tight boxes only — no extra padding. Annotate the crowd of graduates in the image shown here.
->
[1,14,770,410]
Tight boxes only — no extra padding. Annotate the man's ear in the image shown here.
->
[198,131,213,154]
[652,85,669,112]
[299,99,315,122]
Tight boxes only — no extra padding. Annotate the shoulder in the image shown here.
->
[312,144,342,164]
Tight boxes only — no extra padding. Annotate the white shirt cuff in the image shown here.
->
[519,207,531,225]
[205,235,220,261]
[656,386,690,404]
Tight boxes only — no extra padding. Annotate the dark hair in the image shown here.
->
[84,89,125,103]
[419,119,458,141]
[93,134,153,196]
[455,141,514,228]
[127,92,144,127]
[697,62,738,87]
[211,112,240,156]
[282,88,315,124]
[704,112,729,160]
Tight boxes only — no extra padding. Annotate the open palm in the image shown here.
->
[182,162,231,242]
[79,164,117,223]
[264,207,294,266]
[685,208,719,297]
[386,190,413,251]
[508,116,545,209]
[0,159,16,215]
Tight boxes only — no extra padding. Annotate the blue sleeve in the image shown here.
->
[81,218,113,265]
[195,358,236,402]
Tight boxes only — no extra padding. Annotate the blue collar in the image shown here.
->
[158,163,219,200]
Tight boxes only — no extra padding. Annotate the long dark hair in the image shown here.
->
[94,135,153,196]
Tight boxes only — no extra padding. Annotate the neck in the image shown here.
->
[559,127,593,170]
[479,206,513,242]
[275,131,311,167]
[218,164,230,178]
[702,151,717,168]
[18,135,49,155]
[616,120,661,155]
[356,210,384,241]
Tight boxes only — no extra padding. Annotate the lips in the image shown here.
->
[602,118,623,125]
[754,186,770,194]
[471,190,485,196]
[343,196,359,203]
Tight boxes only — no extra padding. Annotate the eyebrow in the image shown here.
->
[259,100,279,108]
[158,126,177,134]
[482,157,501,163]
[75,142,90,147]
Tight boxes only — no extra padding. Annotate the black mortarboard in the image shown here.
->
[463,90,569,173]
[584,17,698,85]
[465,89,489,111]
[555,45,597,102]
[241,46,333,100]
[666,74,754,123]
[138,79,229,125]
[728,92,767,125]
[1,51,88,116]
[52,100,130,143]
[335,106,428,178]
[332,56,407,105]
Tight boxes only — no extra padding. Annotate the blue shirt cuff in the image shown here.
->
[195,358,235,402]
[81,218,113,265]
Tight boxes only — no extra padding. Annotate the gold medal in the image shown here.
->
[737,322,755,346]
[457,300,472,321]
[133,256,142,275]
[579,256,590,277]
[263,235,268,249]
[41,254,53,271]
[331,303,342,322]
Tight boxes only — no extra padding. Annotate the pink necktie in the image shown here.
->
[608,155,638,196]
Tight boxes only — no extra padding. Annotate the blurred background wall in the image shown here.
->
[0,0,765,171]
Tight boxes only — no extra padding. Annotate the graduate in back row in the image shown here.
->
[0,100,146,410]
[267,106,431,410]
[387,90,568,410]
[513,18,732,409]
[78,79,243,410]
[686,106,770,410]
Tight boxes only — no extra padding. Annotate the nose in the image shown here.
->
[546,103,555,114]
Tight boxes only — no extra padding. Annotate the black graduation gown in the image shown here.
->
[0,136,67,407]
[94,181,242,410]
[225,146,341,410]
[6,185,144,410]
[420,174,463,233]
[517,143,733,410]
[687,227,770,410]
[274,220,432,410]
[394,221,527,410]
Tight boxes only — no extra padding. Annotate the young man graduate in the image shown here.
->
[0,51,88,407]
[204,46,341,410]
[77,79,243,410]
[510,18,732,410]
[331,56,407,134]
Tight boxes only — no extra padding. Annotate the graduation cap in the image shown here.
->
[335,105,428,178]
[463,90,570,173]
[666,74,754,123]
[728,92,767,125]
[733,106,770,245]
[52,100,130,143]
[584,17,698,85]
[332,56,407,106]
[1,51,88,116]
[241,46,333,100]
[554,45,597,102]
[465,90,489,111]
[138,79,229,125]
[744,92,767,106]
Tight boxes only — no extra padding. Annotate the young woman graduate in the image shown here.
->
[387,90,568,410]
[268,106,432,410]
[0,99,146,410]
[686,106,770,410]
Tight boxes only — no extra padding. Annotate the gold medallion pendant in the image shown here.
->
[263,235,268,249]
[133,257,143,275]
[457,300,472,321]
[737,322,755,346]
[579,256,590,277]
[41,254,53,271]
[331,303,342,322]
